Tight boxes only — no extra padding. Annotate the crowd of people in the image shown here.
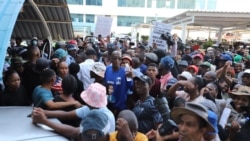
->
[1,34,250,141]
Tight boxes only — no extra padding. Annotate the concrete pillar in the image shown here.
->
[208,27,211,39]
[181,24,187,44]
[218,27,223,43]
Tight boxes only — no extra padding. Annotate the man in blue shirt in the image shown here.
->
[104,50,133,118]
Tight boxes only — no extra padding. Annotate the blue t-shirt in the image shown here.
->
[132,96,163,134]
[104,66,133,110]
[32,86,53,109]
[139,64,147,74]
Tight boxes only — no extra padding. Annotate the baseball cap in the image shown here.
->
[177,71,192,80]
[192,53,204,60]
[133,75,152,85]
[200,61,211,68]
[177,60,188,67]
[160,56,174,70]
[145,52,158,63]
[81,110,109,140]
[234,55,243,63]
[81,83,107,108]
[33,58,50,74]
[53,48,67,60]
[91,62,106,78]
[69,39,77,45]
[67,44,79,51]
[220,53,232,61]
[187,65,199,74]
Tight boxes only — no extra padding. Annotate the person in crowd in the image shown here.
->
[158,56,177,93]
[187,65,199,77]
[200,82,219,102]
[177,60,189,73]
[220,86,250,140]
[199,61,212,76]
[78,49,97,90]
[51,61,69,95]
[145,63,161,98]
[53,74,81,127]
[135,45,146,56]
[192,53,203,66]
[109,110,148,141]
[156,102,215,141]
[136,53,147,74]
[168,76,218,115]
[234,62,244,79]
[34,82,115,133]
[203,71,217,86]
[177,71,193,81]
[68,62,84,104]
[144,52,158,65]
[66,44,78,65]
[75,52,87,64]
[32,68,81,110]
[22,46,41,100]
[131,56,144,77]
[132,75,163,134]
[53,48,67,61]
[104,50,133,118]
[32,108,109,141]
[183,46,191,55]
[9,56,26,81]
[90,62,106,84]
[0,69,30,106]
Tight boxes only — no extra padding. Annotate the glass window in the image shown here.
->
[169,0,175,8]
[147,0,152,8]
[86,14,95,23]
[156,0,166,8]
[146,17,156,23]
[207,0,216,10]
[195,0,205,9]
[118,0,145,7]
[177,0,195,9]
[117,16,144,27]
[71,14,83,22]
[67,0,83,5]
[86,0,102,6]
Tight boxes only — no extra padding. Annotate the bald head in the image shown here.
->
[118,110,138,130]
[204,71,216,81]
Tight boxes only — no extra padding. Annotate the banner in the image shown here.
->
[148,22,172,51]
[95,16,113,37]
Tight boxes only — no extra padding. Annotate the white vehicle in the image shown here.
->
[0,107,69,141]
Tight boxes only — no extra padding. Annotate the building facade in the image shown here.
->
[67,0,217,37]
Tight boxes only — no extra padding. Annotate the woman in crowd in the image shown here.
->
[0,69,30,106]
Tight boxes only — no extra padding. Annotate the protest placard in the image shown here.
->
[148,22,172,51]
[95,16,113,37]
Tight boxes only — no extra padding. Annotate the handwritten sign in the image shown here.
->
[148,22,172,51]
[95,16,113,37]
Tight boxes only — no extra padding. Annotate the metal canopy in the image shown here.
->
[11,0,74,40]
[162,10,250,31]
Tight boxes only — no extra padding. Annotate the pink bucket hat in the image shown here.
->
[80,83,107,108]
